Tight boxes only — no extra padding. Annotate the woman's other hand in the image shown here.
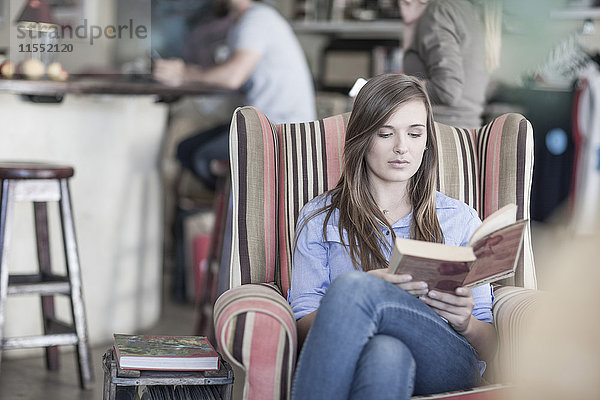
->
[421,287,474,334]
[367,269,428,296]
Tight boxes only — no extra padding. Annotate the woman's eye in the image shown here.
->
[408,132,423,138]
[378,131,393,138]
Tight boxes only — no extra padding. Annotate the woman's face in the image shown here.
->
[399,0,429,24]
[365,100,428,188]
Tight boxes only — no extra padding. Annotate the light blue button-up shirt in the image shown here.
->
[287,191,494,323]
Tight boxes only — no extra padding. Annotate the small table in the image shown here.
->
[102,347,233,400]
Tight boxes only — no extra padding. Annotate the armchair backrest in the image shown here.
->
[227,106,536,295]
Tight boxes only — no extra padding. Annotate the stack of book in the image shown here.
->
[113,334,220,371]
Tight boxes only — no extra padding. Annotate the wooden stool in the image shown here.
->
[0,162,93,389]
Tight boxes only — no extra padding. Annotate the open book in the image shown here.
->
[388,204,526,293]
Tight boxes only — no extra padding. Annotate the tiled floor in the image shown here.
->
[0,202,598,400]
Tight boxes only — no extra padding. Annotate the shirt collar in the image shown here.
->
[391,212,412,228]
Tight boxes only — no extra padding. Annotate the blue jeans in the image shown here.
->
[292,271,481,400]
[176,123,229,190]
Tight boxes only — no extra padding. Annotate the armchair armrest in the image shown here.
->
[214,283,297,400]
[488,285,546,383]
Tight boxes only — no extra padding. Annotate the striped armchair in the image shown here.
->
[214,106,541,399]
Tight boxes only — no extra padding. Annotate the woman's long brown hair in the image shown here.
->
[300,73,443,271]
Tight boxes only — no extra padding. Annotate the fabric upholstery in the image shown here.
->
[434,115,536,288]
[216,106,538,400]
[489,285,544,383]
[228,108,350,295]
[214,283,296,400]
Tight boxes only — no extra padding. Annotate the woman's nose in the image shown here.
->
[394,136,408,154]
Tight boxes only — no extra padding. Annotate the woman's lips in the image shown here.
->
[388,160,409,168]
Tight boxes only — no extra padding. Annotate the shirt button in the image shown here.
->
[384,230,390,235]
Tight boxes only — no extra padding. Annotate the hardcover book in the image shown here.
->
[113,334,220,371]
[388,204,526,293]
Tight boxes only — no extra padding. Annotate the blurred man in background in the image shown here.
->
[154,0,316,189]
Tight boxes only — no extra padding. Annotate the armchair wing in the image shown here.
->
[215,106,538,400]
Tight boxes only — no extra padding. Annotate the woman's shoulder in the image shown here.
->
[435,192,481,245]
[295,193,340,239]
[300,192,331,212]
[434,192,479,219]
[297,193,336,224]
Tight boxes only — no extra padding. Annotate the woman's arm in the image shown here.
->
[459,316,497,362]
[288,199,332,348]
[421,287,497,361]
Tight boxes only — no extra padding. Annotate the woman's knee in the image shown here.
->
[317,272,369,314]
[364,334,415,369]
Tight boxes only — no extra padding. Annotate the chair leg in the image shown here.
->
[34,202,59,371]
[173,205,188,303]
[58,179,93,389]
[0,180,15,369]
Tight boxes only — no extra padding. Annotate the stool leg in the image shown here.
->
[34,202,60,371]
[0,180,15,369]
[58,179,93,389]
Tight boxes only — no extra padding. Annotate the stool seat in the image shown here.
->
[0,161,92,389]
[0,162,74,180]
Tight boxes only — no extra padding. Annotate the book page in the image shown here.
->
[464,220,526,287]
[469,203,517,246]
[392,238,476,266]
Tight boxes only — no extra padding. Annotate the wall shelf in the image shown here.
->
[291,19,403,92]
[550,7,600,19]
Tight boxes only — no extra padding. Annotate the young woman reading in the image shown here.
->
[287,74,497,400]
